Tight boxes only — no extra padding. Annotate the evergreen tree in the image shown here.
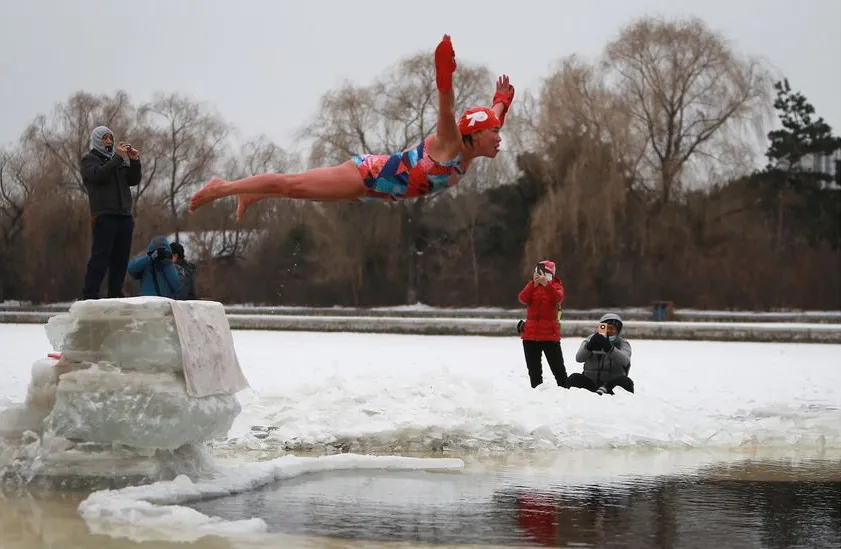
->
[761,79,841,249]
[766,78,840,175]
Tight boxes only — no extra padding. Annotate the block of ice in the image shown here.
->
[2,297,250,488]
[45,297,182,373]
[44,367,241,450]
[44,297,250,398]
[1,432,210,489]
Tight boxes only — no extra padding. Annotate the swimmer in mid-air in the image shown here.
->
[188,34,515,222]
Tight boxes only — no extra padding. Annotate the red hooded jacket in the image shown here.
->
[518,260,565,341]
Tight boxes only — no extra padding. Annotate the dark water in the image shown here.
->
[189,457,841,548]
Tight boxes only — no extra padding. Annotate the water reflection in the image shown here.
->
[0,489,236,549]
[190,458,840,548]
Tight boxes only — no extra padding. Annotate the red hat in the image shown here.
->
[538,260,556,276]
[458,107,501,135]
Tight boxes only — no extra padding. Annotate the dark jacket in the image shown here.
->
[174,259,197,300]
[127,236,182,298]
[575,336,632,386]
[81,150,141,217]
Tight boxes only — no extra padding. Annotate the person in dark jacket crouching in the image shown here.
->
[80,125,142,299]
[169,241,197,300]
[569,313,634,395]
[518,259,568,388]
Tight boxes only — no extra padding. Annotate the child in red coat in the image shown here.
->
[517,260,568,388]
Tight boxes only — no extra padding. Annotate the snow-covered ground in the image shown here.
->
[1,323,839,542]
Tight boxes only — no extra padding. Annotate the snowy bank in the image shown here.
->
[1,310,839,342]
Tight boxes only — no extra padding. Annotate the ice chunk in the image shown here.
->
[44,367,241,450]
[45,297,182,373]
[1,433,210,490]
[0,406,43,439]
[77,454,465,542]
[25,357,62,417]
[3,297,249,488]
[43,298,251,397]
[44,313,74,351]
[0,358,65,439]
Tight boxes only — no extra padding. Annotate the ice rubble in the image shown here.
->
[0,297,249,487]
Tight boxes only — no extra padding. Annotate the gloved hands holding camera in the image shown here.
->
[148,247,172,263]
[586,333,612,352]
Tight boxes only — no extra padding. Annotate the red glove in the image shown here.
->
[493,86,515,126]
[434,35,457,92]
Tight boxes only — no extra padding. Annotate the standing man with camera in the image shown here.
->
[80,125,142,300]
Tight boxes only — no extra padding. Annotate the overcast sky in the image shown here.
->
[1,0,839,155]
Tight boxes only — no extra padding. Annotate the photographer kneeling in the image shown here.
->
[127,236,183,298]
[568,313,634,395]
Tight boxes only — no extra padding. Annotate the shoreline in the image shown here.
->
[2,302,840,343]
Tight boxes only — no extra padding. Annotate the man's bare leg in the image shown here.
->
[189,160,365,214]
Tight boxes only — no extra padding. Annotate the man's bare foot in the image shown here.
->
[189,178,229,214]
[236,194,263,223]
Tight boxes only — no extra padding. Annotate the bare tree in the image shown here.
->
[124,120,166,215]
[305,202,401,306]
[520,16,775,294]
[520,56,635,275]
[17,90,164,217]
[18,156,91,302]
[424,155,511,303]
[603,15,774,204]
[0,149,31,246]
[138,92,229,240]
[238,134,298,176]
[0,147,35,299]
[22,91,137,195]
[209,134,299,258]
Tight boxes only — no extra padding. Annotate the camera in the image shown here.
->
[148,247,172,263]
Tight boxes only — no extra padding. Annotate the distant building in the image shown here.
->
[776,149,841,186]
[799,150,841,179]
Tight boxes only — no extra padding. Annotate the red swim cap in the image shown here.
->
[458,107,501,135]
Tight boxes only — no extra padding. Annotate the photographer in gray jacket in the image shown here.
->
[568,313,634,395]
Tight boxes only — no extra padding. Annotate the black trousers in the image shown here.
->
[568,372,634,394]
[82,214,135,299]
[522,340,567,388]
